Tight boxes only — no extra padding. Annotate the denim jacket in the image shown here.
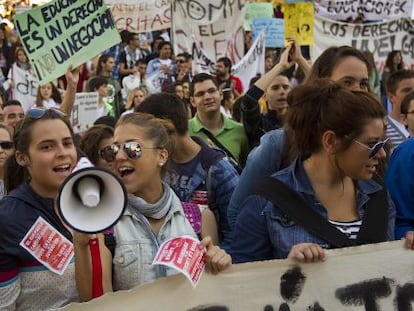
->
[228,128,286,229]
[230,158,396,263]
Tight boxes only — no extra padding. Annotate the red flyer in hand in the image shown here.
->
[153,236,206,287]
[19,216,74,275]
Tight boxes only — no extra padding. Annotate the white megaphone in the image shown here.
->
[57,157,127,233]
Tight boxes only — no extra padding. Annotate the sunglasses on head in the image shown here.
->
[99,141,160,162]
[0,140,14,149]
[26,107,66,119]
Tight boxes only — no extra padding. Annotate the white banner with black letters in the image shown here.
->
[172,0,245,68]
[313,16,414,72]
[60,241,414,310]
[314,0,413,21]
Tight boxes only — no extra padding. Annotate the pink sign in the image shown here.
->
[20,216,74,275]
[153,236,206,287]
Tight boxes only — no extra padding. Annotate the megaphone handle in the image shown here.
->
[89,237,104,298]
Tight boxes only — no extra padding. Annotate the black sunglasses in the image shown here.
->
[99,141,160,162]
[0,140,14,149]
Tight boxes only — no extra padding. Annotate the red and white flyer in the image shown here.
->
[19,216,74,275]
[153,236,206,287]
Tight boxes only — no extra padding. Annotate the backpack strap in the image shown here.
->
[356,187,388,244]
[253,176,389,248]
[253,176,352,248]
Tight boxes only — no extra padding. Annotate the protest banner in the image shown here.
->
[314,16,414,72]
[251,18,284,48]
[244,2,273,31]
[70,92,100,134]
[172,0,245,67]
[232,31,265,91]
[105,0,171,33]
[6,65,39,112]
[314,0,413,21]
[14,0,121,85]
[60,240,414,310]
[284,2,314,45]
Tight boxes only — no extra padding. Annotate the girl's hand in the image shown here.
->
[200,236,232,274]
[287,243,326,263]
[403,231,414,250]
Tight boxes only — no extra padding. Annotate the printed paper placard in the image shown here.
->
[153,236,205,287]
[20,216,74,275]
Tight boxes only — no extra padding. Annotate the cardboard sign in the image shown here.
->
[14,0,120,85]
[70,92,100,134]
[60,241,414,310]
[20,216,74,275]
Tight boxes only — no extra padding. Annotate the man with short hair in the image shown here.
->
[189,73,249,166]
[3,100,24,128]
[146,41,176,92]
[385,70,414,149]
[119,32,149,81]
[137,93,239,249]
[215,57,243,96]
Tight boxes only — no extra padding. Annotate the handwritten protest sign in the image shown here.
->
[105,0,171,33]
[70,92,100,134]
[284,2,314,45]
[314,16,414,72]
[15,0,121,85]
[315,0,413,21]
[251,18,284,48]
[60,241,414,310]
[6,64,39,112]
[244,2,273,31]
[173,0,245,67]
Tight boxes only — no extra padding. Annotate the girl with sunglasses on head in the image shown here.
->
[0,108,79,310]
[230,79,414,264]
[74,112,231,302]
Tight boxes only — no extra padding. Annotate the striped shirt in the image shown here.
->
[385,116,409,151]
[329,219,362,240]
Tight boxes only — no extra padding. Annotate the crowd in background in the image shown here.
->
[2,1,414,310]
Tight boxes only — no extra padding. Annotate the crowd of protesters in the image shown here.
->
[1,1,414,310]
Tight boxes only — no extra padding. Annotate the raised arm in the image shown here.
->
[60,66,80,116]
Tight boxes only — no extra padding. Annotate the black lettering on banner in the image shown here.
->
[192,41,215,73]
[401,35,414,58]
[280,266,306,303]
[325,0,409,16]
[306,302,325,311]
[394,283,414,311]
[186,305,229,311]
[15,14,44,53]
[33,54,56,80]
[16,79,37,96]
[335,277,394,310]
[45,20,63,41]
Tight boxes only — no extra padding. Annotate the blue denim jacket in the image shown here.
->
[228,128,286,229]
[230,158,396,263]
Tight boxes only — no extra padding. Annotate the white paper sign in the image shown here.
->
[20,216,74,275]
